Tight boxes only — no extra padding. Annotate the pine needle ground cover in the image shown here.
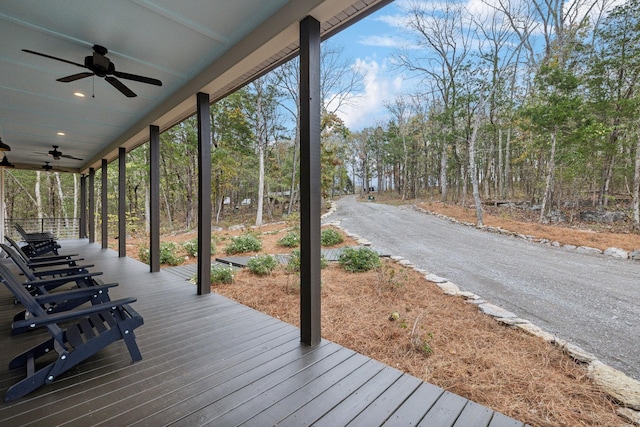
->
[123,218,627,426]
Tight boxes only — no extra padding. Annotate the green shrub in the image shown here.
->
[160,242,185,265]
[247,254,278,276]
[138,246,150,264]
[139,242,184,266]
[277,231,300,248]
[224,234,262,254]
[182,238,216,257]
[210,265,235,284]
[321,228,344,246]
[285,212,300,227]
[338,247,380,272]
[286,249,328,272]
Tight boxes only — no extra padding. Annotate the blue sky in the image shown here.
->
[326,0,624,131]
[329,1,412,131]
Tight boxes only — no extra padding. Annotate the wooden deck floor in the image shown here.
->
[0,240,528,426]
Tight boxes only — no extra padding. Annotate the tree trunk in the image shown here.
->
[73,174,78,233]
[469,112,483,226]
[539,127,557,223]
[35,171,43,220]
[255,84,265,227]
[144,183,150,233]
[54,172,67,235]
[633,133,640,226]
[498,127,504,199]
[440,139,448,201]
[504,127,512,199]
[256,143,265,226]
[288,114,300,215]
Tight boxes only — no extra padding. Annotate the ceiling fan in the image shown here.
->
[35,145,83,161]
[41,161,67,172]
[22,44,162,97]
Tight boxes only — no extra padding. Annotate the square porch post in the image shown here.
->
[149,125,160,272]
[88,167,95,243]
[118,147,127,257]
[197,92,212,294]
[299,15,322,346]
[79,174,87,239]
[101,159,108,249]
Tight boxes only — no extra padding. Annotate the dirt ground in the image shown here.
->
[118,201,634,426]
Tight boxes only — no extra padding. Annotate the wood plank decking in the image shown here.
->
[0,240,528,426]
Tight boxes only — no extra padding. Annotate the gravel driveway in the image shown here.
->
[326,195,640,381]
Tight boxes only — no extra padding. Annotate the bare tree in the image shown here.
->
[399,1,472,202]
[274,42,364,212]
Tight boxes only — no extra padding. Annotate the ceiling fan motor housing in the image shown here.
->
[85,53,112,77]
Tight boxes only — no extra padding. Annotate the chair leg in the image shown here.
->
[4,362,54,402]
[8,338,56,369]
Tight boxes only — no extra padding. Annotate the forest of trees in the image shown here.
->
[4,0,640,234]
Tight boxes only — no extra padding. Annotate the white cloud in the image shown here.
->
[332,59,405,130]
[359,35,406,48]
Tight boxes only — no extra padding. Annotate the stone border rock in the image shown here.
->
[322,204,640,424]
[413,205,639,262]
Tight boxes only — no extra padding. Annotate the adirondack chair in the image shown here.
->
[14,222,55,241]
[14,223,61,257]
[0,263,143,402]
[5,236,82,268]
[1,244,116,330]
[1,244,102,292]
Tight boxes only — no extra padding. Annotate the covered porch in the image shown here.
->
[0,240,525,426]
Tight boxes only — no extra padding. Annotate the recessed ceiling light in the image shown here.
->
[57,132,65,136]
[74,92,85,98]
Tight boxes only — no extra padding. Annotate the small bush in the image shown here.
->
[182,238,216,257]
[138,246,150,264]
[210,265,235,284]
[338,247,380,272]
[285,212,300,227]
[286,249,328,272]
[277,231,300,248]
[160,242,185,265]
[224,234,262,254]
[139,242,184,266]
[247,254,278,276]
[321,228,344,246]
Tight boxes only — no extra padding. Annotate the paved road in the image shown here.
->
[326,195,640,380]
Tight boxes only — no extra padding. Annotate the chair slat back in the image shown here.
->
[0,244,38,281]
[4,237,30,262]
[0,263,65,340]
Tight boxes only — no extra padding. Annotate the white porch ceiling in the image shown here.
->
[0,0,390,173]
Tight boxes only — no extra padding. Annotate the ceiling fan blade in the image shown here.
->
[113,70,162,86]
[105,76,137,97]
[57,72,94,83]
[60,154,84,161]
[22,49,85,68]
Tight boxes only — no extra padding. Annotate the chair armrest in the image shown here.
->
[22,236,56,244]
[31,264,95,277]
[27,258,84,268]
[13,297,138,330]
[33,283,118,304]
[30,253,79,261]
[24,271,104,289]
